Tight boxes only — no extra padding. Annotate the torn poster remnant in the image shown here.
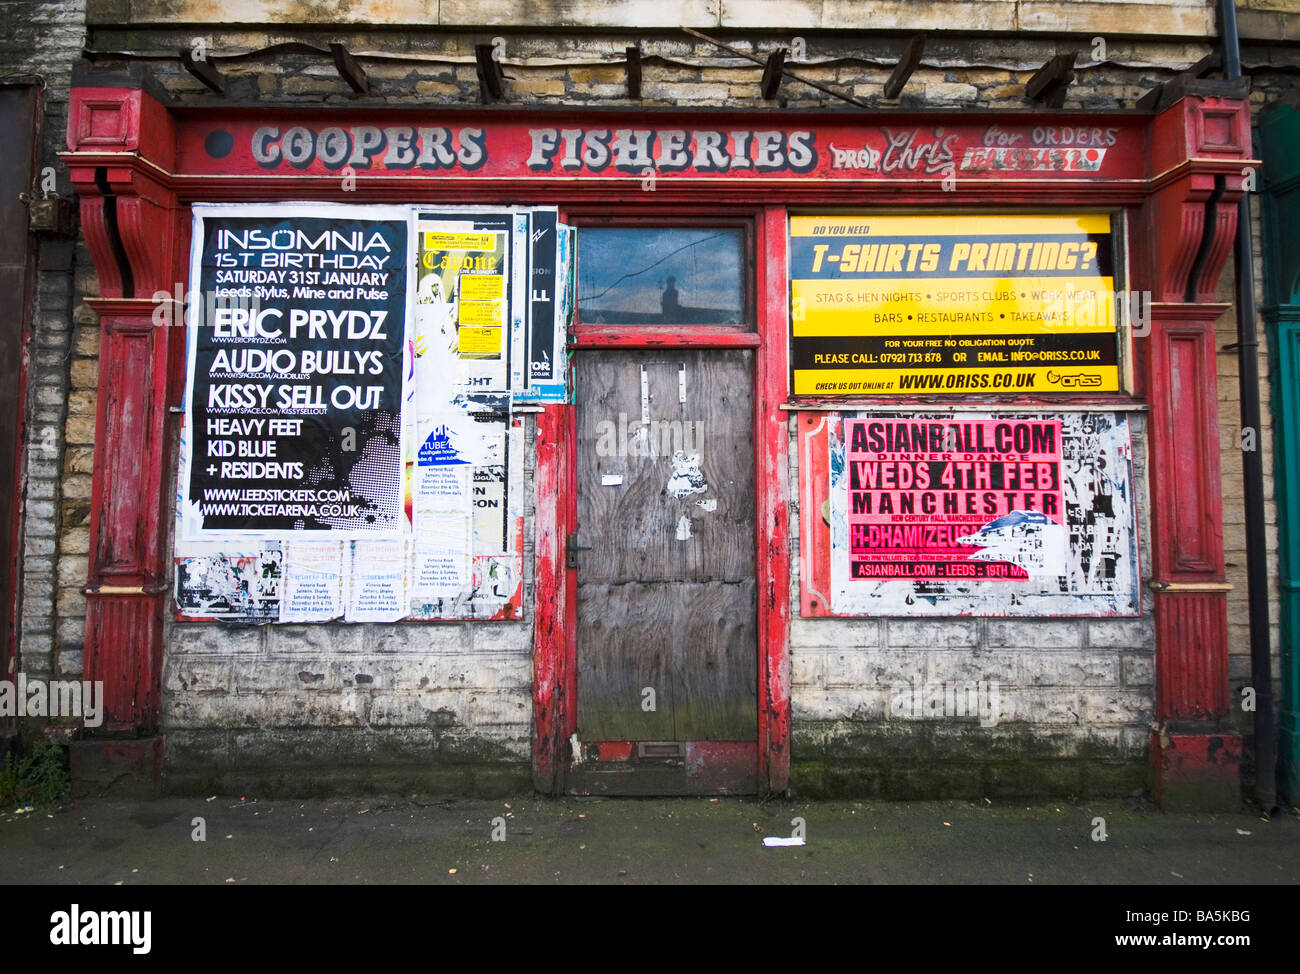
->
[676,515,692,541]
[956,510,1068,575]
[666,451,708,499]
[174,548,282,623]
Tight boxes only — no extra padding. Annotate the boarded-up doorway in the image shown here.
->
[569,349,758,794]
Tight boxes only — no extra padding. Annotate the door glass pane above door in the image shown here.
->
[577,227,746,325]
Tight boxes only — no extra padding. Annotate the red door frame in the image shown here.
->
[535,207,790,794]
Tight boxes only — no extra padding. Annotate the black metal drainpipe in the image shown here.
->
[1219,0,1278,809]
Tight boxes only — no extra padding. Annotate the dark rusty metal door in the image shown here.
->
[0,84,39,691]
[570,349,758,794]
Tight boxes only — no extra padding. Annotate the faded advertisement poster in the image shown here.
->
[809,411,1140,616]
[414,212,519,392]
[174,204,547,624]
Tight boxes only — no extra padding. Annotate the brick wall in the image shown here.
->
[163,620,534,795]
[85,0,1296,42]
[80,28,1218,111]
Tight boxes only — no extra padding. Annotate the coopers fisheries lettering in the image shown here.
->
[246,124,818,173]
[182,118,1143,182]
[178,204,411,539]
[790,214,1121,396]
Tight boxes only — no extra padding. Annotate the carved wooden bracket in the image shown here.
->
[62,86,182,299]
[1148,95,1255,304]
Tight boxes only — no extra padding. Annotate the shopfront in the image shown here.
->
[61,73,1256,805]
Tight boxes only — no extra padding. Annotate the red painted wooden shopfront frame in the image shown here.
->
[61,96,1255,801]
[550,209,789,794]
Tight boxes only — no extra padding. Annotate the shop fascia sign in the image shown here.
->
[186,116,1144,182]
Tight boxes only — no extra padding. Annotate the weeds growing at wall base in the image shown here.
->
[0,743,71,807]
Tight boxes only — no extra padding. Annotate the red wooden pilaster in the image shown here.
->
[1142,94,1255,808]
[757,206,791,793]
[62,87,181,759]
[79,303,173,731]
[532,404,569,792]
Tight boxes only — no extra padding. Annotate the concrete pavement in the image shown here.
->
[1,793,1297,885]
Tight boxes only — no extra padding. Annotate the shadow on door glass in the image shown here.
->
[577,227,745,325]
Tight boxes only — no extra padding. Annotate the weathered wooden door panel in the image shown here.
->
[573,349,757,789]
[578,579,757,740]
[671,579,756,740]
[577,582,677,740]
[576,352,755,585]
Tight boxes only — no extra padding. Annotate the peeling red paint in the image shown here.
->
[757,206,792,794]
[532,405,567,792]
